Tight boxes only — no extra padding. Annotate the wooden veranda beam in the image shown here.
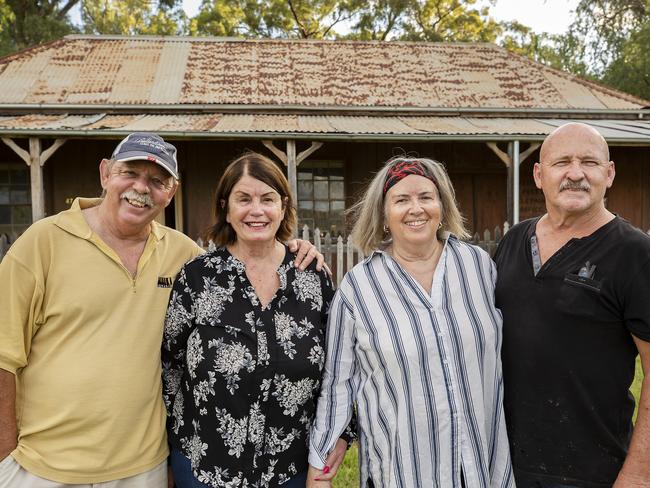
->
[2,137,67,222]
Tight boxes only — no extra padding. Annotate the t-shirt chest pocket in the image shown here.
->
[558,273,604,321]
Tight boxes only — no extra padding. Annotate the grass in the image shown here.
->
[332,358,645,488]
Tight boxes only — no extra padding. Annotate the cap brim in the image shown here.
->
[114,151,178,179]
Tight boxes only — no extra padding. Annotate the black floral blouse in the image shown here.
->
[162,246,335,487]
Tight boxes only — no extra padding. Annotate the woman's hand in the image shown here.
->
[307,465,332,488]
[312,438,348,482]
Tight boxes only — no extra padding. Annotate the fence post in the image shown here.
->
[302,224,309,241]
[346,236,354,273]
[314,228,322,253]
[484,228,494,255]
[324,232,332,267]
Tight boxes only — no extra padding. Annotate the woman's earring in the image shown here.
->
[383,225,389,234]
[438,222,443,229]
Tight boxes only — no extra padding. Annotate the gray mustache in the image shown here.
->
[560,181,590,192]
[121,190,154,207]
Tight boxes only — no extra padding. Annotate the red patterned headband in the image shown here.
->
[383,160,436,195]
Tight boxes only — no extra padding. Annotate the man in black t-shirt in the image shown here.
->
[495,122,650,488]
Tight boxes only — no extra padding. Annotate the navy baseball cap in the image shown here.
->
[111,133,179,179]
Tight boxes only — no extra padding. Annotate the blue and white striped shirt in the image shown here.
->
[309,236,514,488]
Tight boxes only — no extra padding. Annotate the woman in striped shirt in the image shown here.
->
[307,157,514,488]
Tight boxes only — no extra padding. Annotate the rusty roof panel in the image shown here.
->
[153,113,222,131]
[251,114,300,132]
[210,114,256,132]
[117,115,174,131]
[404,116,489,134]
[41,114,105,128]
[107,40,161,104]
[0,114,66,128]
[592,90,643,110]
[0,113,648,142]
[328,116,421,134]
[297,115,335,133]
[83,114,142,129]
[65,39,127,103]
[544,71,607,109]
[0,50,52,103]
[24,39,92,103]
[150,41,192,104]
[0,37,646,110]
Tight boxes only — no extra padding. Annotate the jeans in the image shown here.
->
[170,448,307,488]
[170,449,211,488]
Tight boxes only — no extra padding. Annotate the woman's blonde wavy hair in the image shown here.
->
[349,156,469,255]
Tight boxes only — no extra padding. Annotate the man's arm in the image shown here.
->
[0,368,17,460]
[614,336,650,487]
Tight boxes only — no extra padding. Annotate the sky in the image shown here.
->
[181,0,580,35]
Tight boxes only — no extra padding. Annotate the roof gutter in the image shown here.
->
[0,103,647,118]
[1,128,648,145]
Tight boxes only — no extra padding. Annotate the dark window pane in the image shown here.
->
[330,181,344,199]
[331,200,345,211]
[297,171,311,180]
[298,200,313,210]
[0,187,8,204]
[13,206,31,224]
[0,206,10,223]
[314,181,328,199]
[315,201,329,213]
[0,169,9,184]
[11,189,30,204]
[10,168,29,184]
[298,180,313,199]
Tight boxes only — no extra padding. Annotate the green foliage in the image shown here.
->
[81,0,187,36]
[191,0,362,38]
[602,17,650,100]
[191,0,500,41]
[399,0,500,42]
[554,0,650,99]
[0,0,79,57]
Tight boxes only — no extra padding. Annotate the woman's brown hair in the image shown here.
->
[206,152,296,245]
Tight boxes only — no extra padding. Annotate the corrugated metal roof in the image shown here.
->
[0,36,647,111]
[0,113,648,143]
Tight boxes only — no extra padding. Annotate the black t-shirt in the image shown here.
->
[494,216,650,488]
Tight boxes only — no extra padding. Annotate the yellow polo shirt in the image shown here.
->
[0,198,202,483]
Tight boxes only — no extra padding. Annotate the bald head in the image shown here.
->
[540,123,610,163]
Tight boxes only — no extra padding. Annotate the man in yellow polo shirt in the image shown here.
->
[0,133,323,487]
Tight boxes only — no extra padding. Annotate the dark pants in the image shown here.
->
[515,472,580,488]
[170,448,307,488]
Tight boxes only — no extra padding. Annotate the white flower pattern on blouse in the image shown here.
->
[162,246,335,488]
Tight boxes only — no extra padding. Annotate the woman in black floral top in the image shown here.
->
[162,152,348,488]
